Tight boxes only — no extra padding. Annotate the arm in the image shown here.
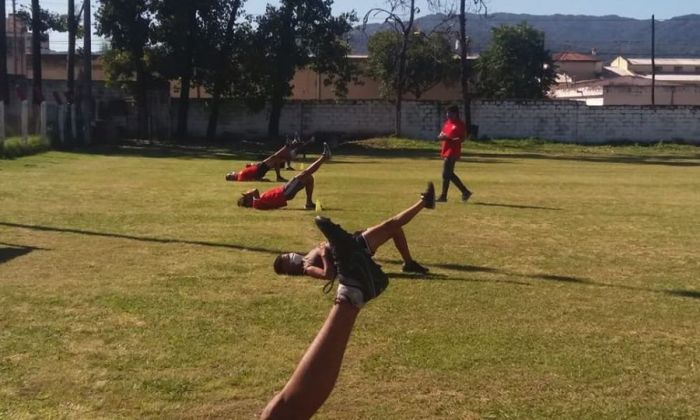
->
[303,245,336,280]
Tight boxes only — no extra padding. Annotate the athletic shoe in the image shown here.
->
[304,202,315,210]
[421,182,435,209]
[225,172,237,181]
[276,176,288,182]
[402,260,429,274]
[314,216,388,307]
[436,196,447,203]
[322,142,332,160]
[462,191,472,202]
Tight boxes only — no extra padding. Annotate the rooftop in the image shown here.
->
[626,58,700,66]
[553,51,601,62]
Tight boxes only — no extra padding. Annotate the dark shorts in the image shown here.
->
[256,162,270,178]
[353,232,373,255]
[282,177,305,200]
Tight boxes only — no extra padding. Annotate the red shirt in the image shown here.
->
[252,186,287,210]
[236,164,259,181]
[440,118,466,159]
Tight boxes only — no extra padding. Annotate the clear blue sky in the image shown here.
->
[6,0,699,51]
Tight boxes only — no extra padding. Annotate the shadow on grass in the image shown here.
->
[665,289,700,299]
[472,202,562,211]
[0,222,283,256]
[467,151,700,168]
[0,242,50,265]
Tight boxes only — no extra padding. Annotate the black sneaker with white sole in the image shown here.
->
[402,260,429,274]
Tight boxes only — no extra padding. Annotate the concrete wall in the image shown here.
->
[472,100,700,143]
[166,98,700,144]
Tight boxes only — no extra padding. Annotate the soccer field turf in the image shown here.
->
[1,140,699,418]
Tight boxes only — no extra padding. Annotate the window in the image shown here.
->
[654,66,662,73]
[674,66,683,73]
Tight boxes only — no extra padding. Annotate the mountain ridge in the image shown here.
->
[348,13,700,60]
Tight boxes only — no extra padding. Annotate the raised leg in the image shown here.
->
[260,302,360,420]
[362,199,425,255]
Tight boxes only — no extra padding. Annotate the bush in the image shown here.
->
[0,136,50,159]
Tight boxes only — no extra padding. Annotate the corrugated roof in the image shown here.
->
[641,74,700,82]
[553,51,601,62]
[627,58,700,66]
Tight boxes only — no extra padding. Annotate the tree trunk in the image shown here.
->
[267,94,283,139]
[176,74,191,139]
[459,0,471,127]
[135,68,149,139]
[394,0,416,137]
[206,92,221,141]
[206,0,241,142]
[31,0,43,105]
[0,0,9,104]
[67,0,76,103]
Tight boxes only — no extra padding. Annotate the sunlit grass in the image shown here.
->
[1,139,698,418]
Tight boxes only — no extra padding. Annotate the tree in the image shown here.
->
[16,4,73,103]
[456,0,486,126]
[0,0,8,104]
[151,0,213,140]
[255,0,356,138]
[475,23,556,99]
[196,0,249,141]
[96,0,159,138]
[363,0,419,136]
[367,30,457,99]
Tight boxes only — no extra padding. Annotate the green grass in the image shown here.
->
[1,136,49,159]
[0,139,699,418]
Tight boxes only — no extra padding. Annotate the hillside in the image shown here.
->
[349,13,700,60]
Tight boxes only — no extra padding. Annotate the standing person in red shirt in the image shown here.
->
[237,143,331,210]
[437,105,473,202]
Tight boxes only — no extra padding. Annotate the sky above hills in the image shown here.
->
[8,0,699,51]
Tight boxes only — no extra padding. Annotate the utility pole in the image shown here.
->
[83,0,92,145]
[651,14,656,105]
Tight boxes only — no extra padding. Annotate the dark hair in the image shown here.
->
[447,105,460,113]
[273,253,304,275]
[273,255,285,274]
[237,195,250,207]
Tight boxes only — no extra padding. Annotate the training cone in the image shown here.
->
[315,199,322,212]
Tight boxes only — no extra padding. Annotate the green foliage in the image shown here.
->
[253,0,357,135]
[0,136,49,159]
[16,8,70,34]
[476,22,556,99]
[367,30,458,99]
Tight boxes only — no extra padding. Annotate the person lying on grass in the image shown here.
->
[237,143,331,210]
[226,138,314,182]
[273,183,435,276]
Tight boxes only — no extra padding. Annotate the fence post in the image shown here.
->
[0,101,5,144]
[58,104,66,144]
[21,100,28,144]
[40,101,47,141]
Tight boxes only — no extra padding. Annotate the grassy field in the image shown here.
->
[1,139,699,418]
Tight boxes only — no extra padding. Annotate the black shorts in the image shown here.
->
[282,177,305,200]
[352,232,373,255]
[256,162,270,179]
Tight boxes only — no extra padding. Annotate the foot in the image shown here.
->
[421,182,435,209]
[436,196,447,202]
[402,260,429,274]
[304,202,315,210]
[322,142,332,160]
[225,172,237,181]
[462,191,472,202]
[286,166,295,171]
[276,176,288,182]
[314,216,388,308]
